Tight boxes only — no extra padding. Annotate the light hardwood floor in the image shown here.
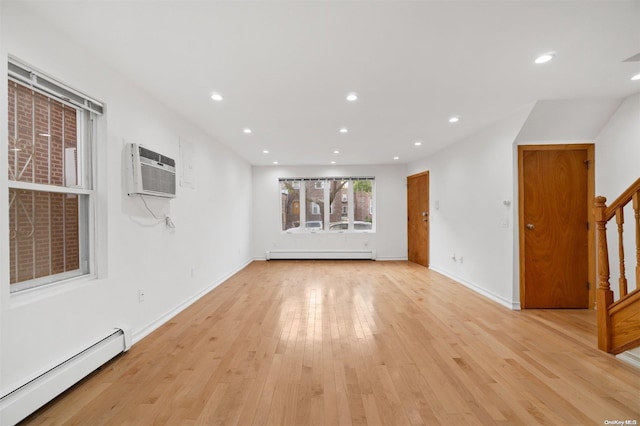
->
[24,261,640,425]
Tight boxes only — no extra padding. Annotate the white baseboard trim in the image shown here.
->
[0,329,125,425]
[254,254,407,262]
[429,266,520,310]
[617,350,640,369]
[266,250,375,260]
[132,258,253,345]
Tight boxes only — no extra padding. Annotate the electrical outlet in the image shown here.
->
[138,288,145,303]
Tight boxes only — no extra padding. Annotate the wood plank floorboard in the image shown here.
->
[22,260,640,425]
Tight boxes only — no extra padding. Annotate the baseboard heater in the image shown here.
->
[266,250,376,260]
[0,327,131,425]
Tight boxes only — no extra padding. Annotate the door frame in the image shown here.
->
[517,144,595,309]
[407,170,430,267]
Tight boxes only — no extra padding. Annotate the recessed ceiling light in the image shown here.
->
[262,150,269,154]
[631,73,640,81]
[333,150,340,154]
[346,92,358,102]
[414,141,422,146]
[273,161,279,165]
[393,156,399,160]
[331,161,336,164]
[534,52,555,64]
[339,127,348,133]
[448,116,460,123]
[243,128,252,134]
[210,92,223,101]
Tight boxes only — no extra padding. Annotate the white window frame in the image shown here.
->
[7,57,104,293]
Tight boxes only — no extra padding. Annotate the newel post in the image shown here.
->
[595,196,613,352]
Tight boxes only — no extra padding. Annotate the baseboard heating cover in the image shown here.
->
[0,326,131,425]
[266,250,376,260]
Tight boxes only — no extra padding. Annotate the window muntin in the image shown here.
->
[7,59,101,292]
[280,177,374,233]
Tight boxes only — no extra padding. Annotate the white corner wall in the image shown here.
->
[407,105,534,309]
[252,164,408,261]
[596,93,640,196]
[0,2,252,399]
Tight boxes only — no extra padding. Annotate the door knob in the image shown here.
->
[526,223,534,230]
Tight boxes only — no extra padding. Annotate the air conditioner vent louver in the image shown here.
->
[140,163,176,195]
[125,143,176,198]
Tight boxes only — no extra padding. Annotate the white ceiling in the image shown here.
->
[19,0,640,166]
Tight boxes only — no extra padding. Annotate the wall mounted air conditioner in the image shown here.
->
[125,143,176,198]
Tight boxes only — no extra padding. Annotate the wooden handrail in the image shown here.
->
[602,177,640,221]
[594,177,640,354]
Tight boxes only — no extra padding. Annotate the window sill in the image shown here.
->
[9,273,97,308]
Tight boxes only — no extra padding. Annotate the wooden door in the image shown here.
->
[408,171,429,267]
[519,146,592,308]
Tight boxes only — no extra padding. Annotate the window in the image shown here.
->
[280,177,374,232]
[305,180,325,226]
[280,180,300,231]
[7,58,103,292]
[328,179,348,225]
[354,179,374,229]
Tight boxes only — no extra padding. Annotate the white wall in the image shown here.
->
[0,3,253,395]
[252,164,407,260]
[515,99,622,144]
[408,106,534,309]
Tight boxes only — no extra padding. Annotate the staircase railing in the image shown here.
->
[594,177,640,354]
